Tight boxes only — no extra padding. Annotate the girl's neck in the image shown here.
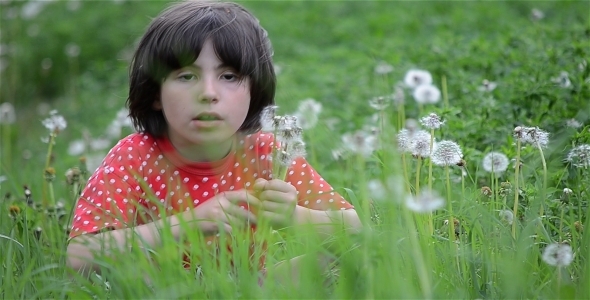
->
[170,136,236,163]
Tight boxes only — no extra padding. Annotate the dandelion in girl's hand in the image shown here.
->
[405,189,445,213]
[260,105,279,132]
[403,69,432,88]
[542,243,574,267]
[374,61,393,75]
[342,130,378,158]
[412,84,441,104]
[482,151,509,175]
[566,144,590,168]
[420,112,445,129]
[0,102,16,124]
[294,98,322,129]
[513,126,549,148]
[369,95,391,110]
[477,79,498,92]
[431,140,462,166]
[42,110,67,134]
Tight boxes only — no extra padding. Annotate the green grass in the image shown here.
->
[1,0,589,298]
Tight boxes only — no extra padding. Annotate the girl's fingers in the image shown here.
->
[223,190,261,207]
[224,203,258,225]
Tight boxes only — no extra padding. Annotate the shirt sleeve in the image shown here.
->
[69,142,144,239]
[284,157,354,211]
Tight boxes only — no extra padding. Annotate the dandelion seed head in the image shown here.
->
[551,71,571,88]
[260,105,278,132]
[405,189,445,213]
[477,79,498,92]
[392,84,405,106]
[420,113,445,129]
[531,8,545,20]
[412,84,441,104]
[431,140,462,166]
[0,102,16,124]
[409,130,434,158]
[404,118,420,134]
[374,61,393,75]
[565,118,582,129]
[403,69,433,89]
[397,129,411,152]
[42,110,67,134]
[368,95,391,110]
[498,210,514,225]
[513,126,549,148]
[295,98,322,129]
[542,243,574,267]
[566,144,590,168]
[563,188,573,195]
[482,151,509,174]
[342,130,378,158]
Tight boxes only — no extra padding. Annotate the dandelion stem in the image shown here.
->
[415,157,422,194]
[427,129,435,236]
[512,139,522,239]
[42,133,56,207]
[401,153,412,194]
[402,207,432,299]
[442,75,449,109]
[535,142,548,218]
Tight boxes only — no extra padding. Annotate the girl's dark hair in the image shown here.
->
[127,1,275,137]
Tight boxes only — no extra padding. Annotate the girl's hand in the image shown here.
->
[253,178,298,229]
[180,190,260,236]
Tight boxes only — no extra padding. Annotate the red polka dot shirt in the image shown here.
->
[69,132,354,260]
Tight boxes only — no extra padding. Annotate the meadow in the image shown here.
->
[1,0,589,298]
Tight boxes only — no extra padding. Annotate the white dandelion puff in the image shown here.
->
[68,139,86,156]
[565,119,582,129]
[374,61,393,75]
[477,79,498,92]
[260,105,279,132]
[397,129,411,152]
[294,98,322,129]
[541,243,574,267]
[368,95,391,110]
[0,102,16,124]
[513,126,549,148]
[566,144,590,168]
[412,84,441,104]
[551,71,571,88]
[531,8,545,20]
[392,84,405,106]
[403,69,433,89]
[405,189,445,213]
[482,151,510,175]
[42,110,67,134]
[342,130,378,158]
[419,113,445,129]
[409,130,434,158]
[498,209,514,225]
[431,140,463,166]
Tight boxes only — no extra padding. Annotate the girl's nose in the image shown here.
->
[199,77,218,103]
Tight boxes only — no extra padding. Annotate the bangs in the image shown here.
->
[141,6,261,80]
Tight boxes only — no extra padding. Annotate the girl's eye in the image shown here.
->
[178,74,196,81]
[221,73,239,81]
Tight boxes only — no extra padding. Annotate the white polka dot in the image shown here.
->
[244,167,249,172]
[297,181,302,185]
[83,220,89,225]
[193,184,199,190]
[307,190,312,194]
[260,155,266,160]
[304,200,309,205]
[329,199,334,203]
[316,199,322,204]
[234,162,240,167]
[193,200,199,205]
[203,191,209,197]
[289,171,294,175]
[221,180,226,185]
[202,177,209,183]
[212,183,218,189]
[94,216,100,220]
[245,182,251,187]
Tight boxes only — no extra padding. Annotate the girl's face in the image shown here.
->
[155,39,251,161]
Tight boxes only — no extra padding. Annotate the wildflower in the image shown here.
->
[368,95,391,110]
[482,151,510,175]
[513,126,549,148]
[565,119,582,129]
[44,167,56,182]
[561,188,573,203]
[551,71,571,88]
[403,69,433,89]
[397,129,411,152]
[431,140,462,166]
[563,188,573,195]
[412,84,441,104]
[68,139,86,156]
[331,147,348,160]
[34,227,43,240]
[42,110,67,134]
[565,144,590,168]
[541,243,574,267]
[392,84,405,106]
[498,210,514,225]
[419,113,445,129]
[367,179,386,201]
[477,79,498,92]
[409,130,434,158]
[498,181,512,197]
[405,189,445,213]
[374,61,393,75]
[480,186,492,197]
[0,102,16,124]
[294,98,322,129]
[341,130,378,158]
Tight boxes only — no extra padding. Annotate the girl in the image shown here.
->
[66,0,361,281]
